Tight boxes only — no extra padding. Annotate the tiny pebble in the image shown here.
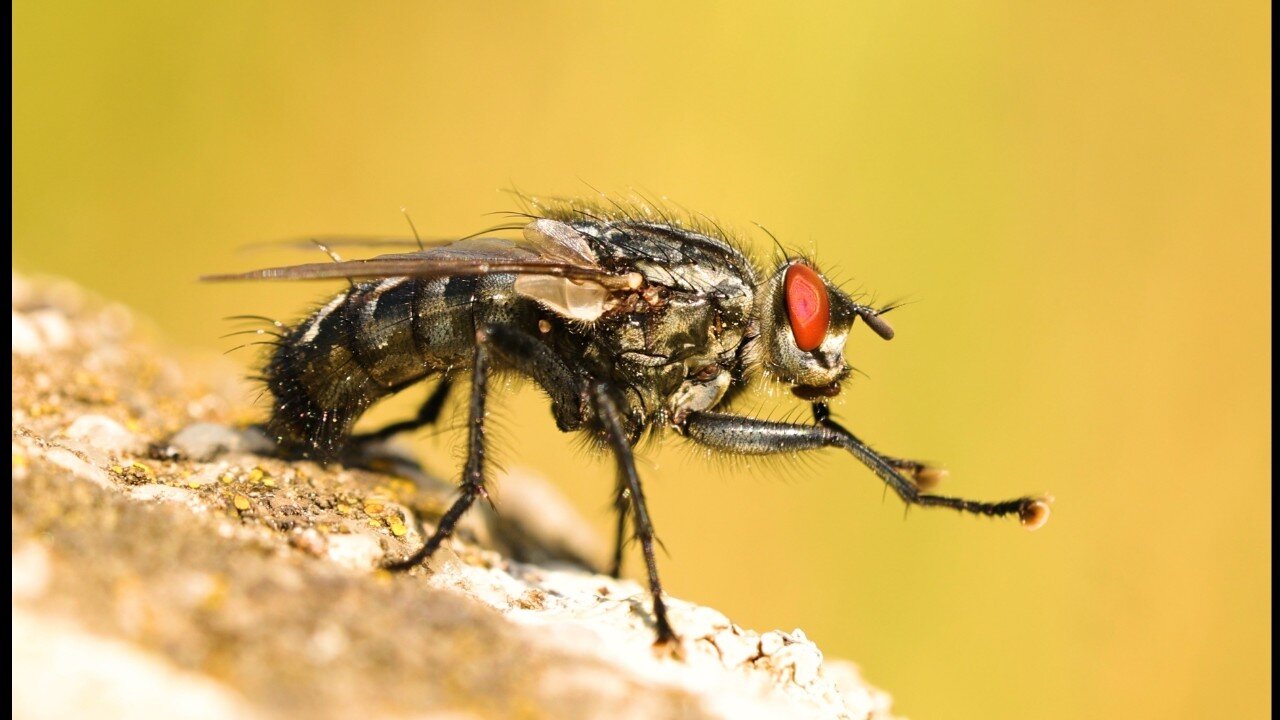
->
[44,447,111,488]
[326,532,384,571]
[12,312,41,355]
[64,414,139,454]
[29,310,74,350]
[166,423,244,462]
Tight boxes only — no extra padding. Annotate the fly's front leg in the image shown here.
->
[385,339,489,570]
[593,384,679,648]
[351,375,454,445]
[810,403,947,490]
[681,411,1050,529]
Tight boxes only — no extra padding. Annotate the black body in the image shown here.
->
[263,218,759,458]
[208,199,1049,647]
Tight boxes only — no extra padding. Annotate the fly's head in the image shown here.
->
[755,260,895,400]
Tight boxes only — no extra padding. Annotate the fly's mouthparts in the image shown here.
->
[792,382,842,401]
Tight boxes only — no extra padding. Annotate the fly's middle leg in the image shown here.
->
[593,383,679,649]
[385,337,490,570]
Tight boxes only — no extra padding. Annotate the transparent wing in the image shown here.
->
[204,221,639,290]
[240,236,444,252]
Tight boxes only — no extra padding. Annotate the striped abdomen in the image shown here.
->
[264,276,480,459]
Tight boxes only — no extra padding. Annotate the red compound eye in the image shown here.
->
[784,264,830,352]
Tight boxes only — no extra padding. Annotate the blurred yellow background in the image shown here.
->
[14,2,1269,718]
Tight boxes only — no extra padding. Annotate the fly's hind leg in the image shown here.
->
[384,341,489,570]
[351,375,454,445]
[593,383,679,648]
[384,325,589,571]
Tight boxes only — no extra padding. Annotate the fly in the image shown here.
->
[204,196,1051,649]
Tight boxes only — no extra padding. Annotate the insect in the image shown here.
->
[205,196,1051,648]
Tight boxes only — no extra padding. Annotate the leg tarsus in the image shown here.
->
[649,594,682,657]
[810,402,945,488]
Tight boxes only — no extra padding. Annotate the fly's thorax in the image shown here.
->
[754,260,856,391]
[576,221,757,305]
[578,280,749,427]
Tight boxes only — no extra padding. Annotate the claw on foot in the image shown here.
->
[652,630,685,660]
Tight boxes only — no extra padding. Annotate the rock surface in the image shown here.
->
[10,274,896,720]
